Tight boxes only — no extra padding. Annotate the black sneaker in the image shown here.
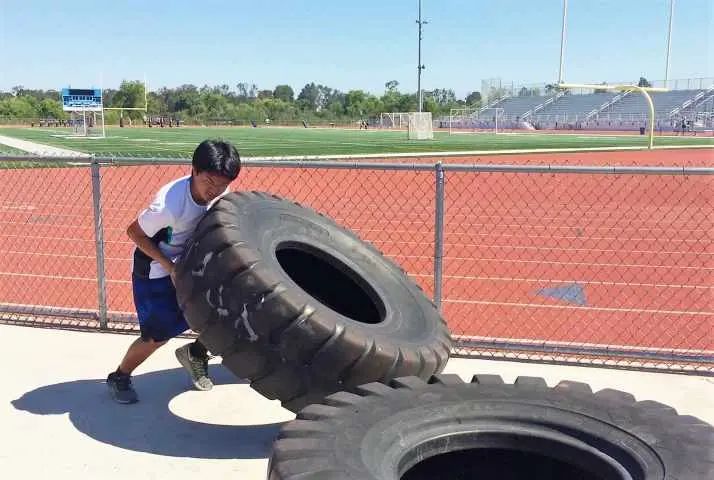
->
[106,371,139,404]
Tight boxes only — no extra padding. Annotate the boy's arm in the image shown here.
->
[126,219,175,276]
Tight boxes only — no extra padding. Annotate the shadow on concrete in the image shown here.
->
[11,366,289,459]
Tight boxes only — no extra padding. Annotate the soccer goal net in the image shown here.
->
[68,109,106,138]
[378,112,411,129]
[448,107,504,135]
[408,112,433,140]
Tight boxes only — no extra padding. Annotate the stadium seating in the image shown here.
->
[480,88,711,132]
[605,90,702,116]
[435,80,712,133]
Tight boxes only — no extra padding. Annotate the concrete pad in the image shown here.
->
[2,323,713,479]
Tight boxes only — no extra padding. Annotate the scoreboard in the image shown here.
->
[62,88,103,112]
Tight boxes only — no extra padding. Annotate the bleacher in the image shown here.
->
[438,78,713,133]
[489,95,550,118]
[537,92,618,118]
[604,90,703,116]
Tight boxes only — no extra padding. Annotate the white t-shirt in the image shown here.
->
[132,175,228,279]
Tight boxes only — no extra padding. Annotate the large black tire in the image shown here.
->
[268,374,714,480]
[174,191,452,412]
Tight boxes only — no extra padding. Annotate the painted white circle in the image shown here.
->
[169,383,296,426]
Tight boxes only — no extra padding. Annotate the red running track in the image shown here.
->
[0,150,712,354]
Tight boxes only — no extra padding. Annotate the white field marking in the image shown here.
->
[0,233,134,246]
[353,227,711,244]
[0,271,130,284]
[0,250,131,261]
[87,143,710,164]
[575,136,628,139]
[443,298,713,316]
[341,218,710,234]
[395,254,712,270]
[0,233,96,242]
[0,201,139,213]
[408,272,712,289]
[0,212,92,221]
[0,134,87,156]
[0,203,37,212]
[0,220,124,231]
[451,333,714,356]
[333,209,711,224]
[370,240,714,257]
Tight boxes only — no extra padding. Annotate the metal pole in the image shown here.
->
[558,0,568,84]
[433,162,445,311]
[664,0,675,89]
[416,0,427,112]
[90,156,109,329]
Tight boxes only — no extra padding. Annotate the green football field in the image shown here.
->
[0,126,712,158]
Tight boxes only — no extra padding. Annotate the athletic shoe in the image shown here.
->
[175,343,213,391]
[106,371,139,404]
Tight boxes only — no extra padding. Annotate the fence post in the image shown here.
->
[433,161,445,312]
[90,155,108,329]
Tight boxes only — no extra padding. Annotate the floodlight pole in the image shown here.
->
[558,0,568,84]
[664,0,675,88]
[416,0,427,112]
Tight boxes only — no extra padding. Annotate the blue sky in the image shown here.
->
[1,0,711,98]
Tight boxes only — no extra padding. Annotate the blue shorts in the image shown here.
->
[132,274,189,342]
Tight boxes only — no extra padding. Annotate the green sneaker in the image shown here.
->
[175,343,213,391]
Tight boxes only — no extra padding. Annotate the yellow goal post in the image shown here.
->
[557,83,669,149]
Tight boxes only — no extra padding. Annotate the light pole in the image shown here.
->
[664,0,675,88]
[416,0,427,112]
[558,0,568,84]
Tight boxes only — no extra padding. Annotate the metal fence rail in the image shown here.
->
[1,155,712,373]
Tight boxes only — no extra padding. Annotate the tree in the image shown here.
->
[638,77,652,88]
[385,80,399,93]
[110,80,147,120]
[297,83,334,112]
[465,91,482,105]
[273,85,294,103]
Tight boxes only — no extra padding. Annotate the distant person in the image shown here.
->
[106,139,242,404]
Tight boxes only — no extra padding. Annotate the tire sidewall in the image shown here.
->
[226,196,442,344]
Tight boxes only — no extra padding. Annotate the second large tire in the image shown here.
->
[268,374,714,479]
[174,191,452,412]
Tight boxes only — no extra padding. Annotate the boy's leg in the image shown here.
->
[106,274,180,404]
[119,337,168,374]
[107,336,167,404]
[175,338,213,391]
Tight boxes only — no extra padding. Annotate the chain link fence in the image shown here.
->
[0,154,712,373]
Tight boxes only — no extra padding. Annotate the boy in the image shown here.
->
[106,139,241,404]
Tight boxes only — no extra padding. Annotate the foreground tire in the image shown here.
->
[268,374,714,479]
[174,191,452,412]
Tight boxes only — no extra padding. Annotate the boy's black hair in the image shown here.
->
[192,139,241,180]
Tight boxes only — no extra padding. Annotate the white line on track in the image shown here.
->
[0,271,130,284]
[374,240,713,256]
[451,333,714,355]
[444,299,713,316]
[431,274,714,290]
[354,228,711,244]
[397,254,712,270]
